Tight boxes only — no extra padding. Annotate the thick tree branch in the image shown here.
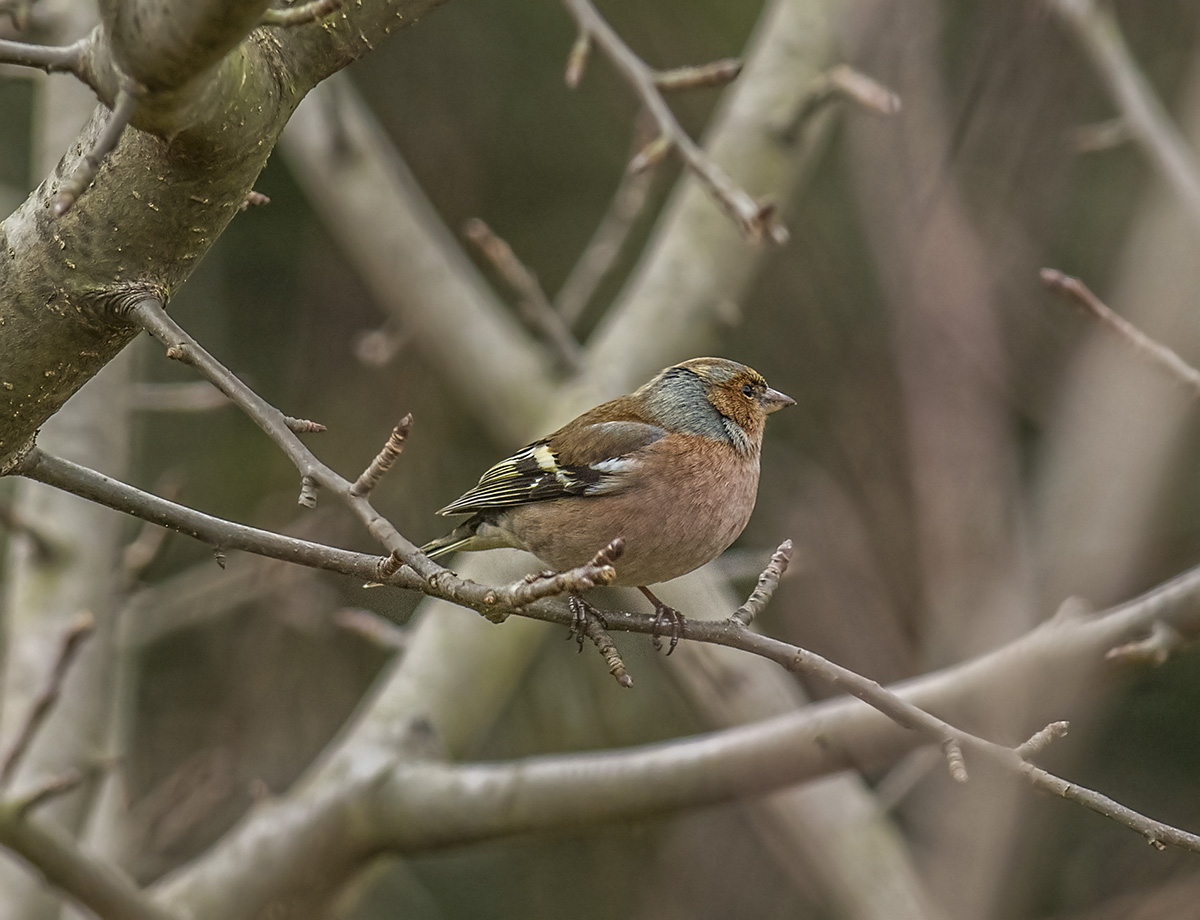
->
[0,0,449,472]
[0,35,93,85]
[0,798,176,920]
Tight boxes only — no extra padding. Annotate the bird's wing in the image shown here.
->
[437,420,665,515]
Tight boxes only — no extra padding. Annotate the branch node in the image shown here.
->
[285,416,327,433]
[212,546,227,569]
[298,476,318,509]
[376,551,404,582]
[943,738,968,783]
[239,190,271,210]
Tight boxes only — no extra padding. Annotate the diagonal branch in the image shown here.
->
[561,0,786,244]
[54,83,140,216]
[1042,268,1200,396]
[0,797,177,920]
[0,614,94,787]
[1050,0,1200,229]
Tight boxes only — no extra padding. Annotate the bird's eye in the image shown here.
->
[741,382,754,397]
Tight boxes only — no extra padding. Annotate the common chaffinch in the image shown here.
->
[422,357,793,645]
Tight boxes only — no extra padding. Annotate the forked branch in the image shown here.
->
[561,0,786,244]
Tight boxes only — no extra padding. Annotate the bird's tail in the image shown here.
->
[420,520,481,560]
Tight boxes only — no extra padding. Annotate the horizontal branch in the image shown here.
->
[0,36,93,86]
[18,437,1200,866]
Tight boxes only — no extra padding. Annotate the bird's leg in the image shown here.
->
[568,592,607,651]
[638,586,684,655]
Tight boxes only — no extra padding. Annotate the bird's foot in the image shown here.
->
[567,593,607,651]
[639,586,684,655]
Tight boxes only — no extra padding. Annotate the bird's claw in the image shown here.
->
[651,603,684,655]
[568,594,607,651]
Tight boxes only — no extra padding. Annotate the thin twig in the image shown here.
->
[284,416,326,433]
[555,112,659,326]
[351,414,413,497]
[0,502,59,561]
[1042,268,1200,395]
[462,218,582,370]
[13,769,87,816]
[561,0,786,244]
[1016,721,1070,759]
[1106,621,1182,666]
[120,473,183,586]
[260,0,345,27]
[1073,117,1132,153]
[784,64,901,143]
[730,539,792,628]
[1050,0,1200,230]
[579,609,632,688]
[942,738,968,783]
[563,30,590,88]
[500,538,624,608]
[334,608,409,651]
[55,84,140,216]
[1,613,94,785]
[654,58,742,92]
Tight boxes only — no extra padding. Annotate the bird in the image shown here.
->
[421,357,794,651]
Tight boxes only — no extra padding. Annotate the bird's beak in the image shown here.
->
[762,387,795,414]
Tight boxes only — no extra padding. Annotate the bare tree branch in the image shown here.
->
[0,35,92,86]
[1050,0,1200,230]
[553,115,659,326]
[0,614,93,786]
[54,82,139,215]
[462,218,582,370]
[279,75,553,443]
[561,0,785,244]
[0,799,176,920]
[1043,268,1200,396]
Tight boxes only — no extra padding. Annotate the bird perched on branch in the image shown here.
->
[422,357,793,649]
